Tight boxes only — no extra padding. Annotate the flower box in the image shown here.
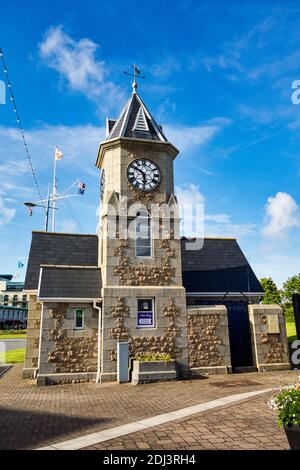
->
[131,359,177,385]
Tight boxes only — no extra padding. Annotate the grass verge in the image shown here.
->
[286,322,297,343]
[5,348,25,364]
[0,331,27,340]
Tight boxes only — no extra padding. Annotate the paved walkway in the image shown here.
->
[0,365,298,450]
[82,392,289,451]
[39,389,272,450]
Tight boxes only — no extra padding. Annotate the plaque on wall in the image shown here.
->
[267,314,280,334]
[137,311,154,327]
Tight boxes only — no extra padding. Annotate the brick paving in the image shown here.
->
[83,394,289,450]
[0,364,298,449]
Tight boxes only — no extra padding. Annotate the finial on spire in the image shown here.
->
[123,64,145,93]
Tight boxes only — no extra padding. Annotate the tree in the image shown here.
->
[260,277,281,305]
[281,274,300,322]
[281,273,300,302]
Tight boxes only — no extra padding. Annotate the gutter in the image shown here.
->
[93,299,103,383]
[186,292,264,297]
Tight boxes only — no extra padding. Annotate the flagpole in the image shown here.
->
[45,184,50,232]
[52,149,57,232]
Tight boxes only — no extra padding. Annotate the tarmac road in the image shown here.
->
[0,339,26,351]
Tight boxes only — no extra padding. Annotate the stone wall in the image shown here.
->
[248,304,290,371]
[187,305,232,375]
[37,302,98,384]
[22,294,41,378]
[100,286,188,382]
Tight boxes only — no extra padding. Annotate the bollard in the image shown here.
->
[117,341,129,383]
[292,293,300,340]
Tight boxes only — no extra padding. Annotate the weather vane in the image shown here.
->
[124,64,145,93]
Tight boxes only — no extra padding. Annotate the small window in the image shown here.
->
[75,309,84,329]
[135,210,152,257]
[137,298,155,328]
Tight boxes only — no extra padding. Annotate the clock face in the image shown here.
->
[127,158,161,192]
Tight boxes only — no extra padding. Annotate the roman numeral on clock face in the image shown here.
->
[127,158,161,192]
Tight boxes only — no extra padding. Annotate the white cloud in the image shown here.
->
[175,183,255,238]
[262,192,300,238]
[151,57,181,79]
[0,124,105,177]
[165,118,231,153]
[0,195,15,226]
[58,218,78,233]
[39,25,125,114]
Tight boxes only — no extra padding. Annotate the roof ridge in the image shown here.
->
[40,265,99,269]
[32,231,97,237]
[180,236,237,241]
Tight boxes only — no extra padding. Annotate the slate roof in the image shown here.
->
[106,92,168,142]
[24,232,98,291]
[39,267,102,299]
[181,237,264,294]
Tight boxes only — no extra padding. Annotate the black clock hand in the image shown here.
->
[132,164,146,176]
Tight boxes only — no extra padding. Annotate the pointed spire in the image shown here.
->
[106,92,168,143]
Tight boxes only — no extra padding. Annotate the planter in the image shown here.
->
[284,425,300,450]
[131,360,177,385]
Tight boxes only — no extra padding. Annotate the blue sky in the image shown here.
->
[1,0,300,286]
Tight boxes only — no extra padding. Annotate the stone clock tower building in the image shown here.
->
[96,81,189,381]
[23,79,290,386]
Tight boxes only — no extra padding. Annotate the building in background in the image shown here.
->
[0,275,28,329]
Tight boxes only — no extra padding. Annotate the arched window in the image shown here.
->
[135,210,152,257]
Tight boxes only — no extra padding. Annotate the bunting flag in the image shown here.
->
[18,261,24,268]
[78,182,86,195]
[55,147,63,160]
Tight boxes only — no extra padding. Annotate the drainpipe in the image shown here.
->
[93,299,102,383]
[34,302,44,379]
[34,268,44,379]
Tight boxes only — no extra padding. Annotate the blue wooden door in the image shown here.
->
[225,301,253,368]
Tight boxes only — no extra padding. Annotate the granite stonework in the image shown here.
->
[187,305,232,375]
[99,287,188,382]
[248,304,290,372]
[36,302,98,385]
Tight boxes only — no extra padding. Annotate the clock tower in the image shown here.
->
[96,80,188,381]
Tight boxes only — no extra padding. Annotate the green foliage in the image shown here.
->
[260,278,281,304]
[283,304,295,322]
[135,352,173,362]
[281,274,300,302]
[269,381,300,427]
